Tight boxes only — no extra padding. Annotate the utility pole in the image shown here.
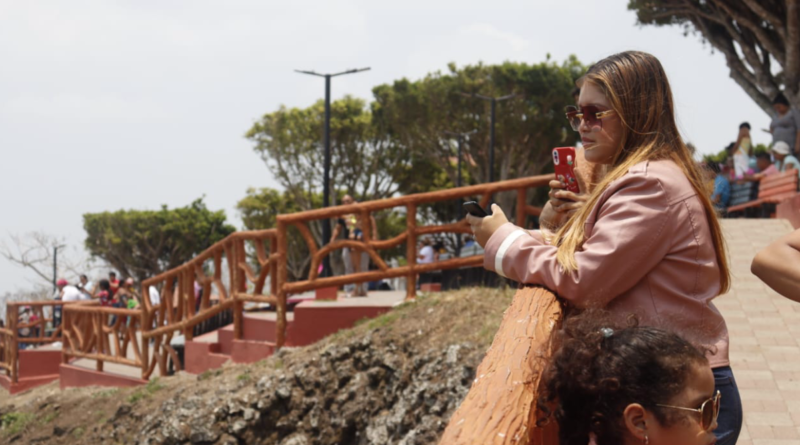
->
[52,244,66,292]
[458,92,516,184]
[295,67,370,277]
[443,129,478,256]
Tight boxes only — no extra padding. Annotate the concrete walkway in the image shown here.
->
[716,219,799,444]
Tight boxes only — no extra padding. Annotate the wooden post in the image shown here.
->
[438,287,562,445]
[405,204,417,300]
[8,304,18,384]
[141,309,150,380]
[61,305,70,365]
[269,236,278,297]
[95,313,104,372]
[233,241,245,341]
[184,269,195,342]
[516,187,527,227]
[275,220,289,348]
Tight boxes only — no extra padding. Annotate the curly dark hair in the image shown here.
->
[539,311,708,445]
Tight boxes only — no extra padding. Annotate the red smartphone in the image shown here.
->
[552,147,580,193]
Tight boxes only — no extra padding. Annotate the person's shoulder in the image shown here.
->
[611,160,695,204]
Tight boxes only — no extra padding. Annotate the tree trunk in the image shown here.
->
[439,286,562,445]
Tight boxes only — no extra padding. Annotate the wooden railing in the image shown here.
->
[58,176,551,381]
[60,230,280,380]
[439,286,562,444]
[1,301,75,384]
[274,175,551,299]
[61,301,145,372]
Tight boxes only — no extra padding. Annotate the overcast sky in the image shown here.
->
[0,0,771,295]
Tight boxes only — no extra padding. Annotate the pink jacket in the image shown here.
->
[485,160,730,368]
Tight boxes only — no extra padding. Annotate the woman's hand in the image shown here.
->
[548,179,589,215]
[466,204,509,247]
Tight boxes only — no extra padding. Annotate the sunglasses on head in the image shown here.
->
[656,390,721,432]
[565,105,615,132]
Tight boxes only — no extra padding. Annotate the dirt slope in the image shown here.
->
[0,287,514,445]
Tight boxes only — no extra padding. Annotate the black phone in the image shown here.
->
[463,201,491,217]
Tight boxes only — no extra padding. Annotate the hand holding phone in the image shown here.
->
[552,147,580,193]
[463,201,491,217]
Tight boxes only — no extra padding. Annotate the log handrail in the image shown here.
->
[439,286,562,445]
[54,177,551,382]
[1,300,90,384]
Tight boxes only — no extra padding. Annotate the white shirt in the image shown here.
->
[61,285,83,302]
[419,245,435,264]
[149,285,161,306]
[79,281,93,300]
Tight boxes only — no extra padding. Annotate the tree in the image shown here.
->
[83,198,235,282]
[371,57,585,212]
[246,96,414,208]
[1,231,97,289]
[237,188,312,281]
[629,0,800,115]
[245,96,427,250]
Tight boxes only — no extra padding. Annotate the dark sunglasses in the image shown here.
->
[565,105,615,132]
[656,390,721,432]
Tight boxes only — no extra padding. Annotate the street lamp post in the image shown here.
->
[443,129,478,256]
[52,244,66,292]
[458,92,516,184]
[295,67,370,277]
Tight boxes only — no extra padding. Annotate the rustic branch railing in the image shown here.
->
[61,301,145,372]
[1,301,77,384]
[57,176,551,381]
[275,175,551,299]
[58,230,281,380]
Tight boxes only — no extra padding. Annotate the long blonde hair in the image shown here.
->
[554,51,730,294]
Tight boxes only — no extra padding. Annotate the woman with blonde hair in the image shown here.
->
[468,51,740,444]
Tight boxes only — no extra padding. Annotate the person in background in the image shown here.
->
[772,141,800,181]
[77,274,93,300]
[463,235,476,248]
[330,194,378,297]
[94,279,113,306]
[17,307,32,349]
[708,161,731,213]
[731,122,753,179]
[744,152,779,182]
[117,278,139,305]
[194,280,203,311]
[108,272,120,297]
[433,240,450,261]
[58,278,83,303]
[767,93,800,156]
[417,238,435,264]
[752,228,800,301]
[541,311,720,445]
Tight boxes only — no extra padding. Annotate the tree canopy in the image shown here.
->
[246,57,584,224]
[83,198,235,282]
[629,0,800,115]
[373,57,584,187]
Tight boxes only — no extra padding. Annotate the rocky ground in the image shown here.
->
[0,287,514,444]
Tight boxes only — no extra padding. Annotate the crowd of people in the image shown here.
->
[53,271,141,309]
[709,93,800,212]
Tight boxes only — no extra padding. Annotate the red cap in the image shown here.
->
[56,279,68,287]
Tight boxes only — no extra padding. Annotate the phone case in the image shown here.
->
[552,147,580,193]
